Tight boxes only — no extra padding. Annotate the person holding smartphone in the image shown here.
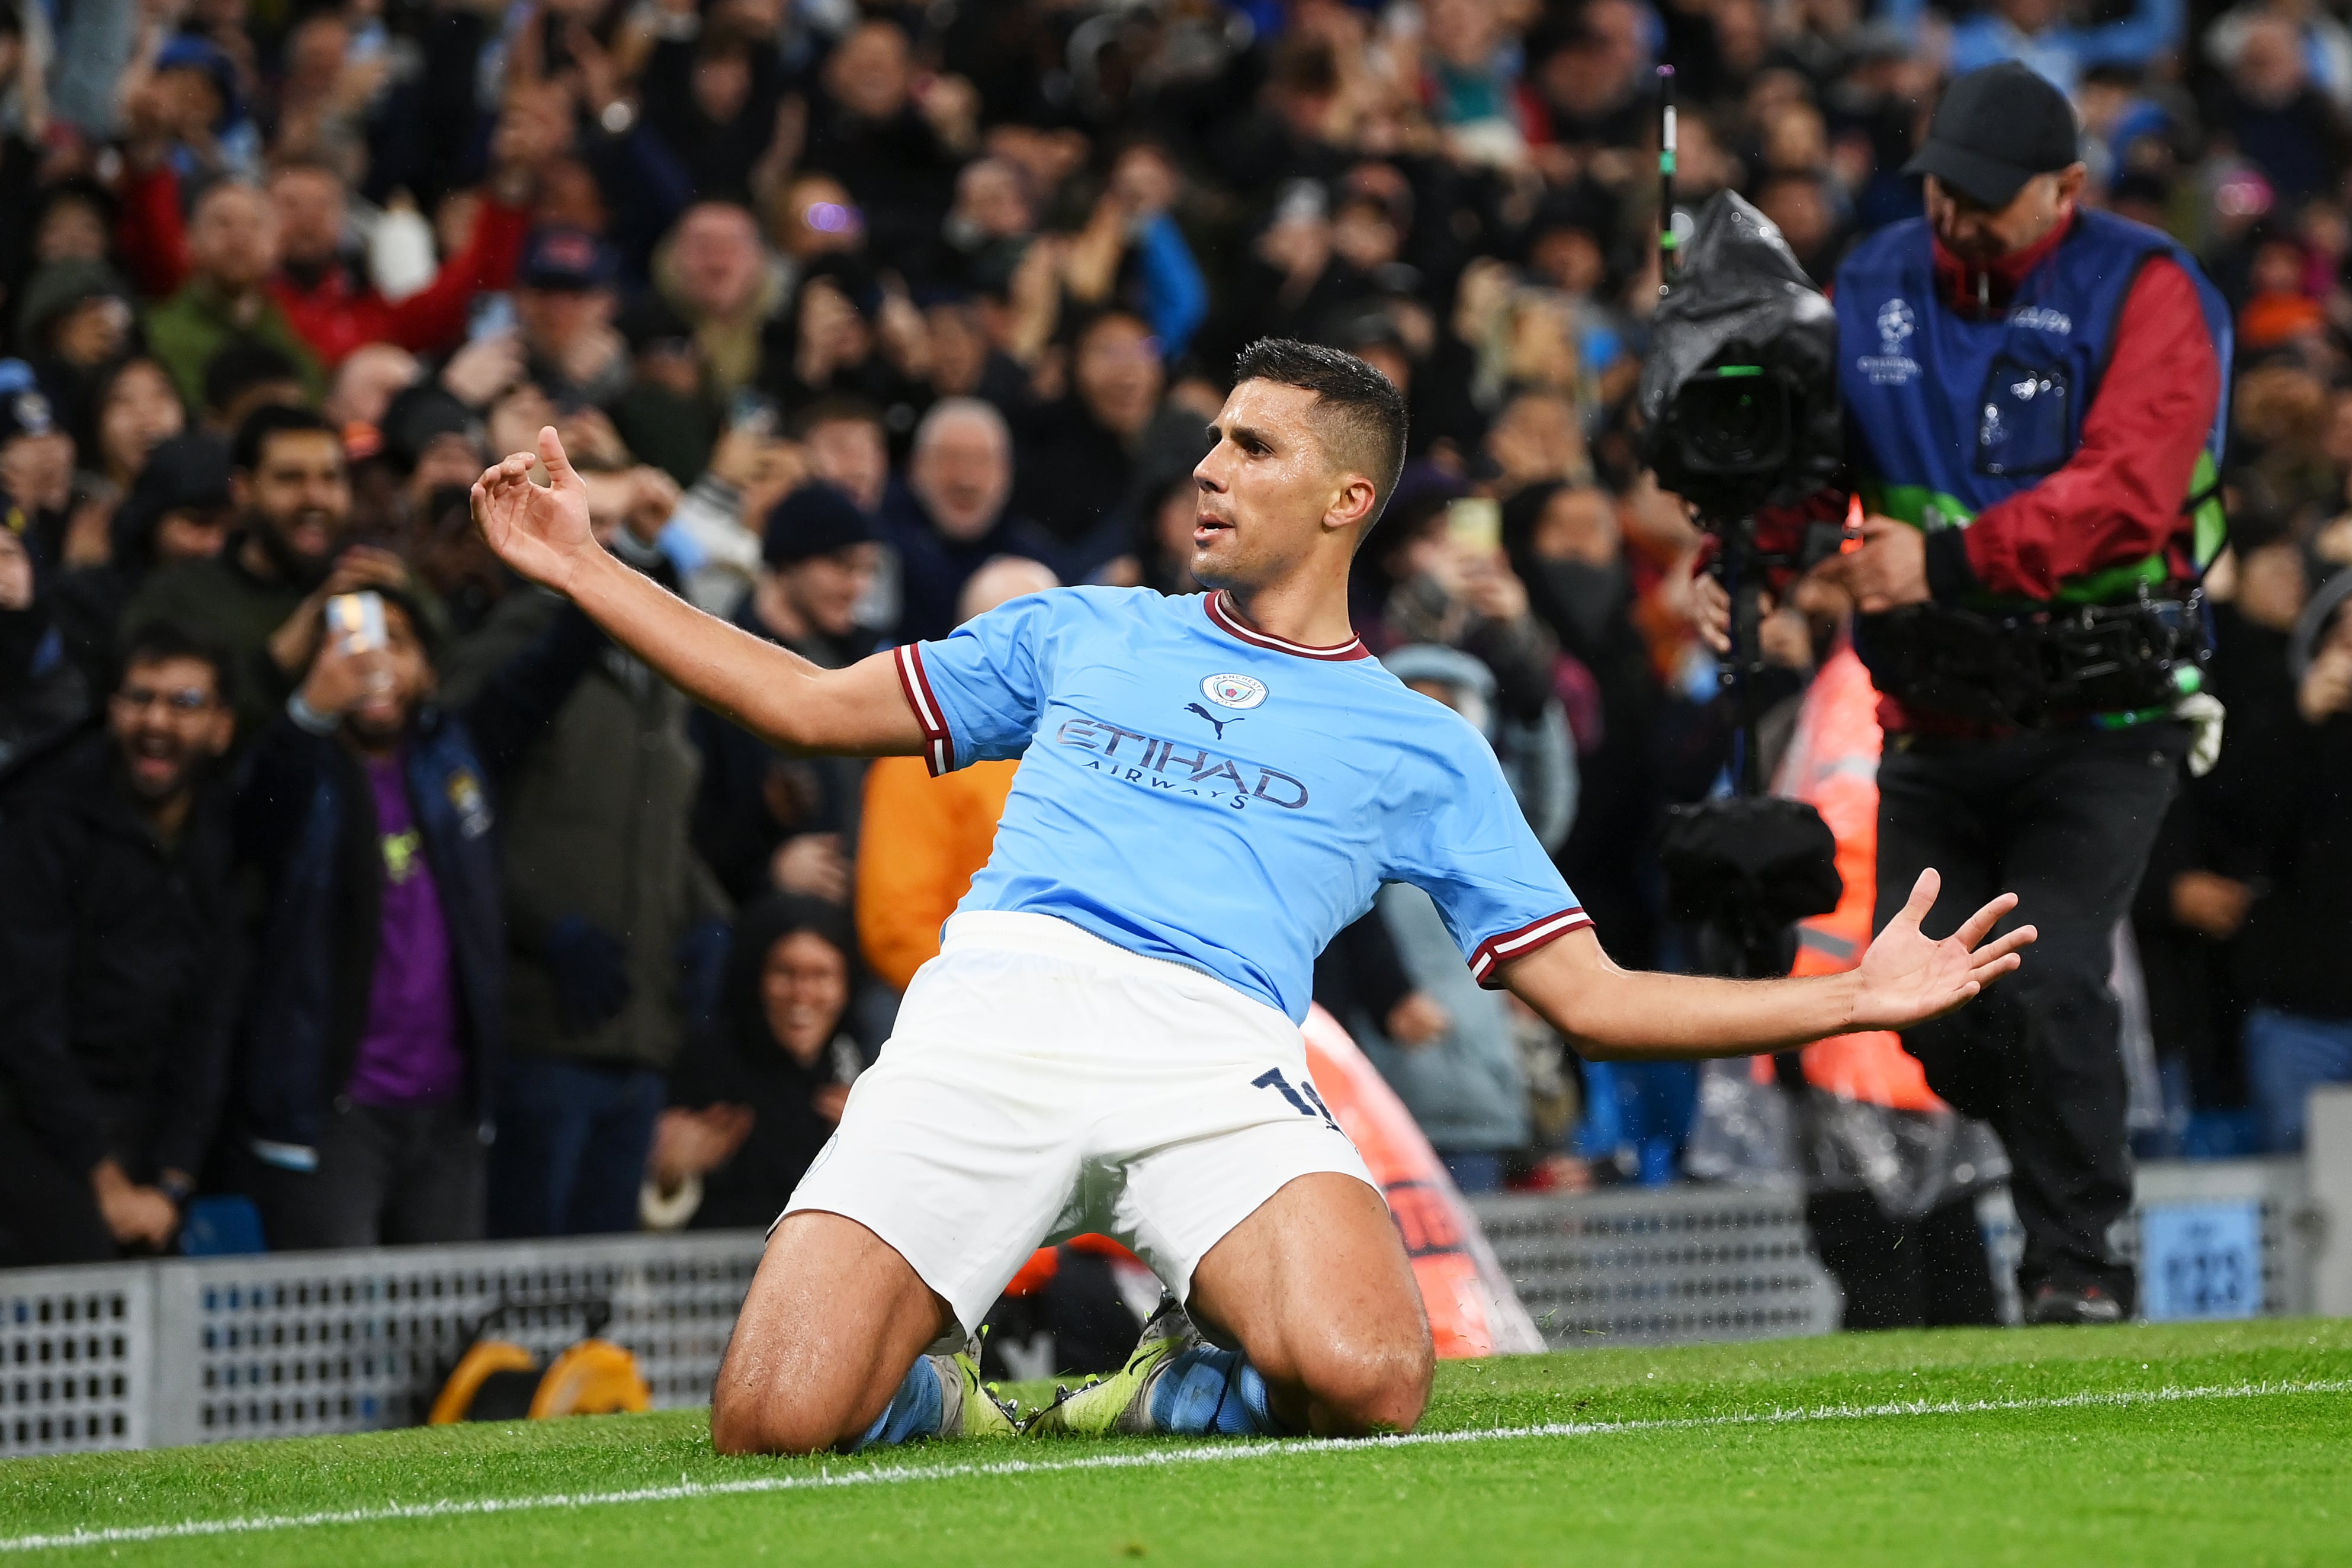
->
[230,583,605,1248]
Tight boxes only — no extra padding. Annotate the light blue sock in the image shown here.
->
[1146,1346,1278,1437]
[853,1356,946,1451]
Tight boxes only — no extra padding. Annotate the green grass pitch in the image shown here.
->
[4,1319,2348,1565]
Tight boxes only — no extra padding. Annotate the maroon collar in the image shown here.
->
[1203,592,1369,660]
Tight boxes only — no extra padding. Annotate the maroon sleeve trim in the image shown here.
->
[893,643,955,777]
[1468,909,1594,987]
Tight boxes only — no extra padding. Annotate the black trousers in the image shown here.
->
[1875,722,2186,1307]
[248,1100,487,1251]
[0,1103,114,1267]
[1806,1191,2000,1331]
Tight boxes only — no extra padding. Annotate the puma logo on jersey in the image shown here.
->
[1184,702,1241,739]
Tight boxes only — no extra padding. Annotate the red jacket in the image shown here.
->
[1753,213,2221,605]
[1923,217,2221,603]
[117,166,529,368]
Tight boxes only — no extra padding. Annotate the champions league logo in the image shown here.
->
[1201,673,1268,710]
[1857,297,1920,386]
[1877,298,1914,355]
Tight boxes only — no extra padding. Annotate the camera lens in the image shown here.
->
[1674,372,1791,474]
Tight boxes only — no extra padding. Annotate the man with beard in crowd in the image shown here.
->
[125,405,418,740]
[0,622,242,1265]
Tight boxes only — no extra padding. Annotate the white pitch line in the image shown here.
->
[5,1377,2347,1555]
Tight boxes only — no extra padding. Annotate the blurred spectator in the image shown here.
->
[1342,644,1573,1194]
[800,18,968,271]
[795,396,889,515]
[444,483,723,1238]
[654,201,784,399]
[201,340,313,433]
[325,344,425,433]
[643,897,863,1231]
[1013,306,1186,573]
[1939,0,2186,95]
[0,623,239,1266]
[83,356,187,502]
[125,404,414,740]
[131,182,325,410]
[0,522,89,773]
[856,555,1058,991]
[1372,494,1564,734]
[692,481,878,905]
[2229,573,2352,1149]
[18,259,139,445]
[1,367,75,566]
[881,397,1048,643]
[235,583,601,1248]
[2201,14,2352,203]
[512,227,630,407]
[52,429,232,692]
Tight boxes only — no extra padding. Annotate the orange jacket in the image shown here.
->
[855,756,1018,991]
[1763,640,1944,1111]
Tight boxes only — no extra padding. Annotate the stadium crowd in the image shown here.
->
[1,0,2350,1300]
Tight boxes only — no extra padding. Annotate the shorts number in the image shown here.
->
[1252,1068,1340,1132]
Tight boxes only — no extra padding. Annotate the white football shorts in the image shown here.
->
[781,910,1377,1336]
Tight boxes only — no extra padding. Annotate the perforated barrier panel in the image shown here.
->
[145,1231,766,1448]
[0,1160,2322,1457]
[1469,1186,1842,1347]
[1,1268,153,1457]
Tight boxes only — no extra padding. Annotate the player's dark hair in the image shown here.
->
[232,403,338,473]
[1233,338,1408,528]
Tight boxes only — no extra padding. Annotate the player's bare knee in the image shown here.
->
[710,1378,846,1456]
[1304,1335,1434,1435]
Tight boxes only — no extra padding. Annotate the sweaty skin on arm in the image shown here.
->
[1499,869,2034,1059]
[471,427,926,757]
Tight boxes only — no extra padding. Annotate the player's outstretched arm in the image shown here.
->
[471,428,924,757]
[1499,870,2035,1060]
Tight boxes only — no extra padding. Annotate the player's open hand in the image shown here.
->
[472,426,596,596]
[1849,869,2035,1032]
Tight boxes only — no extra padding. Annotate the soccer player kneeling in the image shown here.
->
[473,340,2033,1453]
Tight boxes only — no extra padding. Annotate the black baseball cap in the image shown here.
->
[1902,62,2082,209]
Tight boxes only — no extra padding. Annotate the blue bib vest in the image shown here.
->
[1834,209,2232,606]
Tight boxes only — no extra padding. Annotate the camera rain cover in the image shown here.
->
[1638,191,1842,515]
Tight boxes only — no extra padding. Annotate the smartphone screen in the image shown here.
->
[1446,496,1502,557]
[326,591,387,656]
[729,389,779,439]
[469,293,518,343]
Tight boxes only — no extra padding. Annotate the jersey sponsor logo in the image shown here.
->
[1858,296,1920,385]
[1053,715,1309,809]
[1200,673,1268,710]
[2011,305,2072,334]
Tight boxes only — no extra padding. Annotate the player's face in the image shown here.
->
[1191,380,1349,591]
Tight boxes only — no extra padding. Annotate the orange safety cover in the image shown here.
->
[1302,1005,1545,1358]
[1765,641,1945,1112]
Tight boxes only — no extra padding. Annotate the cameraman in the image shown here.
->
[1700,64,2229,1324]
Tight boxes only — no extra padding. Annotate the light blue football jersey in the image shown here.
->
[894,587,1588,1021]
